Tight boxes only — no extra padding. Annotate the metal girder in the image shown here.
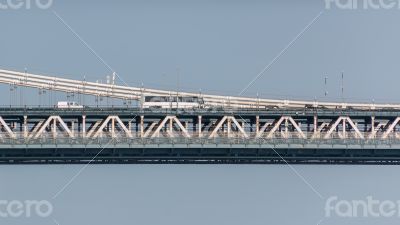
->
[151,116,191,138]
[345,117,364,139]
[143,122,157,138]
[311,122,329,139]
[368,122,386,139]
[86,121,101,138]
[266,116,306,139]
[256,122,272,138]
[323,117,364,139]
[34,116,73,139]
[151,116,172,138]
[28,121,43,139]
[231,117,249,138]
[0,117,15,139]
[209,116,248,138]
[1,109,400,142]
[382,117,400,139]
[91,116,133,138]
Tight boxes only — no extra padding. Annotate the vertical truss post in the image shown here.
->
[23,115,28,138]
[111,117,116,138]
[52,118,57,138]
[140,115,144,138]
[284,117,289,139]
[256,115,260,136]
[198,115,202,137]
[342,118,346,138]
[71,121,75,137]
[82,115,86,138]
[313,115,318,137]
[169,118,173,134]
[227,117,232,138]
[371,116,375,137]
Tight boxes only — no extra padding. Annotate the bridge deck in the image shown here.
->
[0,107,399,164]
[0,137,399,164]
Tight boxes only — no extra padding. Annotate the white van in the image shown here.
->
[57,101,84,109]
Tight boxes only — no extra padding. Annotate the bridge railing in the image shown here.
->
[0,134,400,146]
[0,130,399,140]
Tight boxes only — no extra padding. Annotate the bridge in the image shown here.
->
[0,69,400,164]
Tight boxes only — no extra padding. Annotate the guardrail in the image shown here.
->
[1,136,400,147]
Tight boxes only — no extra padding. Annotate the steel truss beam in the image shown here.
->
[150,116,191,138]
[2,110,400,142]
[261,116,306,139]
[91,116,133,138]
[34,116,73,139]
[323,116,364,139]
[209,116,248,138]
[382,117,400,139]
[0,117,15,139]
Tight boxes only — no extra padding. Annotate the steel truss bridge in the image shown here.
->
[1,69,400,164]
[0,107,399,164]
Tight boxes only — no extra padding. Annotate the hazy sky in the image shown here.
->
[2,2,400,225]
[1,0,400,105]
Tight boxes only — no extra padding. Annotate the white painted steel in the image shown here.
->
[1,69,399,110]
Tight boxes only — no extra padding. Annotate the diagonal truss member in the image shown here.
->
[150,116,191,138]
[209,116,248,138]
[34,116,73,139]
[90,116,133,138]
[258,116,306,139]
[323,116,364,139]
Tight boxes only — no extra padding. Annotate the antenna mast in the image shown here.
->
[341,71,344,102]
